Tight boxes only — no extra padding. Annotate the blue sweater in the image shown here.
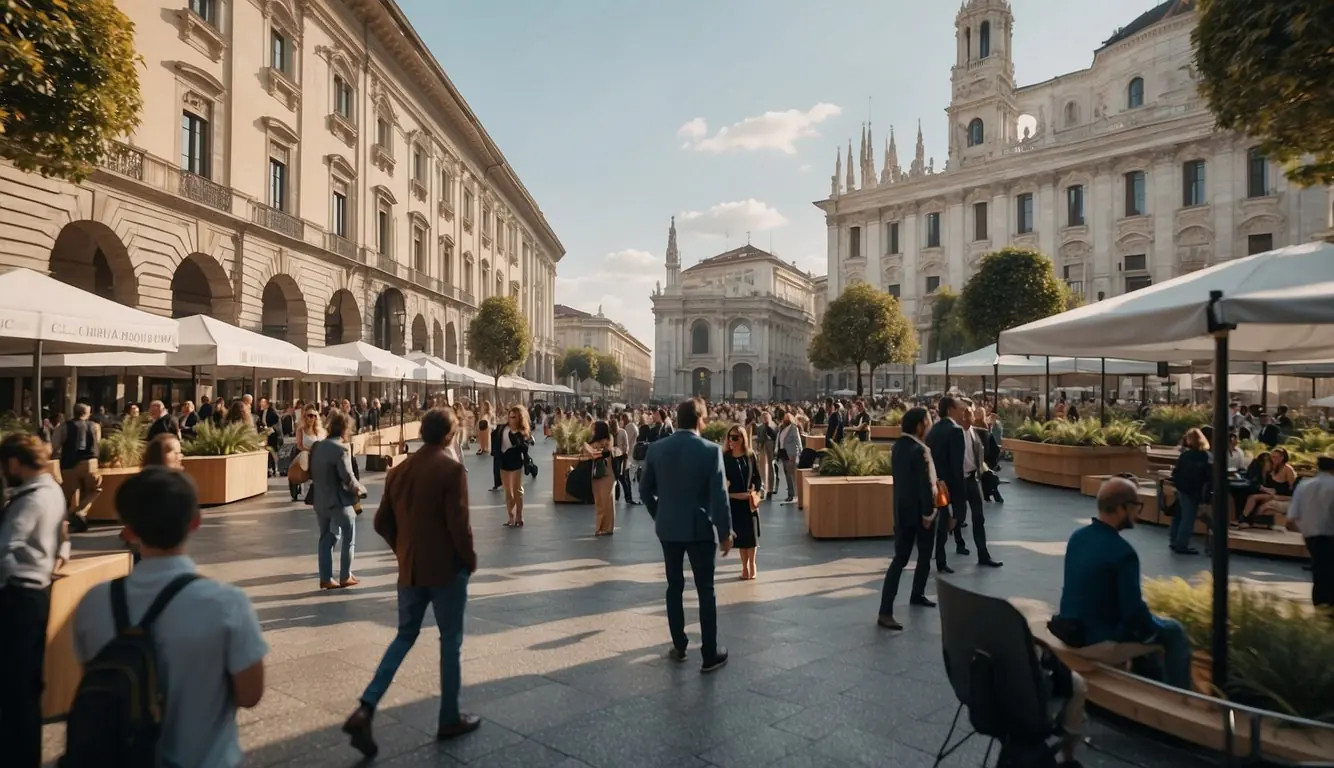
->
[1055,519,1159,645]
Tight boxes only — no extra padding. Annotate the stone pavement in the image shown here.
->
[43,442,1310,767]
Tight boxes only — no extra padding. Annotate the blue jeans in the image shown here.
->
[1170,494,1199,550]
[316,506,356,582]
[662,540,718,658]
[360,574,471,727]
[1152,617,1193,689]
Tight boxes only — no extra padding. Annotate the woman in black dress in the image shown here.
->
[723,425,764,580]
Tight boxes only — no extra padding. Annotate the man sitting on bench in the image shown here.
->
[1049,476,1193,689]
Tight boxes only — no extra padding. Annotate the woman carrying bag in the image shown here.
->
[287,405,325,502]
[499,405,534,527]
[724,425,764,580]
[585,420,616,536]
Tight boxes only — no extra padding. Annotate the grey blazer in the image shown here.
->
[310,438,362,512]
[776,422,802,459]
[640,430,732,544]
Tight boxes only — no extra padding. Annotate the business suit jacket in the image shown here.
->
[310,438,362,512]
[825,410,844,444]
[926,417,966,494]
[891,437,934,528]
[640,430,732,544]
[776,422,802,459]
[375,443,477,586]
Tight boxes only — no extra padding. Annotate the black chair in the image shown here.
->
[935,579,1072,767]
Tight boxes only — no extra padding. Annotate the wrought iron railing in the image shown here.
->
[325,232,359,261]
[251,203,304,239]
[178,170,232,212]
[99,142,145,180]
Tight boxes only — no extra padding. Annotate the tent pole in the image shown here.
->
[1260,361,1269,413]
[1207,295,1231,694]
[1141,374,1147,408]
[1044,356,1051,421]
[993,362,999,410]
[30,340,43,430]
[945,358,950,394]
[1100,358,1107,426]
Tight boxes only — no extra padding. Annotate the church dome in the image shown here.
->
[1100,0,1195,50]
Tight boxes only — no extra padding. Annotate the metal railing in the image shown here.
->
[251,202,305,239]
[325,232,359,261]
[99,141,145,180]
[178,170,232,212]
[410,268,440,292]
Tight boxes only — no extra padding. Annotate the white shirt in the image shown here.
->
[962,426,980,475]
[1227,447,1248,473]
[1287,472,1334,538]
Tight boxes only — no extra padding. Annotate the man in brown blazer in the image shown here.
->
[342,408,479,758]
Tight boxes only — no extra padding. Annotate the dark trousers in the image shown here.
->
[662,540,718,657]
[613,456,635,502]
[0,583,51,768]
[879,520,934,615]
[962,474,991,560]
[935,484,967,567]
[491,454,501,488]
[1307,535,1334,607]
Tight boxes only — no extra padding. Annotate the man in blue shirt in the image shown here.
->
[1052,476,1192,689]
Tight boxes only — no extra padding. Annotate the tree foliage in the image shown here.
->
[1193,0,1334,186]
[807,283,917,396]
[929,287,971,363]
[958,247,1067,345]
[594,353,622,394]
[0,0,144,182]
[466,297,531,402]
[555,347,598,395]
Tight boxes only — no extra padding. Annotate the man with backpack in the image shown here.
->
[63,467,268,767]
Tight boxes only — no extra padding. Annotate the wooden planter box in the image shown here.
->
[870,425,901,440]
[805,475,895,539]
[806,434,827,452]
[86,466,140,522]
[1003,439,1147,490]
[182,451,269,506]
[553,454,587,504]
[45,553,134,719]
[797,467,814,510]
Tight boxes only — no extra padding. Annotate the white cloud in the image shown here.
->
[676,199,788,238]
[603,248,656,269]
[678,103,842,155]
[798,164,812,172]
[553,250,661,355]
[794,253,826,276]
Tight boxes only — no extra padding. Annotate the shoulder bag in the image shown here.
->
[747,455,762,512]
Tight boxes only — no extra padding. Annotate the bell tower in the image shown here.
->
[947,0,1017,167]
[664,216,681,291]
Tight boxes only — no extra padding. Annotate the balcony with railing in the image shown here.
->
[178,170,232,212]
[325,232,359,261]
[410,268,441,293]
[251,202,305,239]
[99,142,145,180]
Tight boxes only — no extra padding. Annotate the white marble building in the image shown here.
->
[816,0,1333,361]
[651,219,818,402]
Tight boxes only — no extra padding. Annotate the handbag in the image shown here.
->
[287,459,308,485]
[747,456,762,512]
[934,482,951,509]
[592,457,609,479]
[632,442,648,461]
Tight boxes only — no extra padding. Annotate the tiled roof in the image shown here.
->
[1100,0,1195,50]
[682,244,806,276]
[553,304,592,319]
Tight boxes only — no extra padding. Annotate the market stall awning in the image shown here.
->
[168,315,307,374]
[320,341,418,380]
[0,268,178,355]
[0,352,190,379]
[305,351,361,380]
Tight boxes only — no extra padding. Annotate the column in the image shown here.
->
[902,212,921,318]
[991,191,1009,250]
[1212,144,1236,262]
[826,221,839,298]
[1152,155,1177,284]
[864,215,881,284]
[944,199,966,288]
[1090,168,1115,295]
[1038,176,1058,257]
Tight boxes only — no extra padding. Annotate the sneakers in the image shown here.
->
[700,646,729,674]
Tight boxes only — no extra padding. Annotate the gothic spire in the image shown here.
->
[909,120,926,178]
[831,146,842,197]
[665,215,679,265]
[881,126,898,184]
[862,121,877,189]
[846,139,856,192]
[858,123,867,174]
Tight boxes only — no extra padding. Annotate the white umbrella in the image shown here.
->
[0,352,190,379]
[305,351,361,381]
[1309,394,1334,407]
[320,341,417,381]
[169,315,307,375]
[918,344,1050,376]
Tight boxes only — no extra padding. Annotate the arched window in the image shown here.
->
[967,119,984,147]
[1064,101,1079,127]
[731,321,752,352]
[690,319,711,355]
[979,21,991,58]
[1127,77,1144,109]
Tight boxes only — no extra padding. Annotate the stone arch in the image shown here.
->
[261,274,308,348]
[731,363,753,398]
[171,252,234,319]
[410,313,428,353]
[729,318,753,354]
[1063,101,1079,127]
[444,321,459,363]
[372,287,407,354]
[967,118,984,147]
[691,367,712,399]
[432,319,444,358]
[48,220,138,306]
[324,288,360,345]
[690,318,711,355]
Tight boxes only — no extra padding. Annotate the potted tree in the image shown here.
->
[551,417,592,503]
[182,421,269,505]
[805,439,894,539]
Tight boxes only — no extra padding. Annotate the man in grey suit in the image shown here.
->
[640,399,733,673]
[310,409,366,589]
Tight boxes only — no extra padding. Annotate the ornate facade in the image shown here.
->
[553,304,653,404]
[0,0,562,383]
[817,0,1333,359]
[651,219,818,402]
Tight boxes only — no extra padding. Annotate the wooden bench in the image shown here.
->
[1227,528,1310,559]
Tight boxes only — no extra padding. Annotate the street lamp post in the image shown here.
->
[394,307,407,450]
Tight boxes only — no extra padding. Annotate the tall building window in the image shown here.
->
[333,75,354,120]
[886,284,900,298]
[1066,185,1085,226]
[1124,171,1146,216]
[413,146,425,181]
[375,117,391,148]
[377,207,391,255]
[412,226,426,272]
[189,0,215,25]
[925,212,941,248]
[967,119,984,147]
[271,30,289,76]
[1064,101,1079,127]
[441,170,454,203]
[483,207,492,236]
[442,241,454,284]
[1016,193,1034,234]
[973,202,988,240]
[886,222,899,254]
[925,275,941,293]
[331,189,348,238]
[1125,275,1152,292]
[463,190,474,221]
[1248,233,1274,255]
[1127,77,1144,109]
[181,110,209,177]
[979,21,991,58]
[268,156,287,211]
[1247,148,1269,198]
[1182,160,1207,206]
[849,226,861,259]
[463,260,473,293]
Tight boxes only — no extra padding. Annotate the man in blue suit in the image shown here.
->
[640,398,733,673]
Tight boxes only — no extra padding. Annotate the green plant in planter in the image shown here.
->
[1145,573,1334,722]
[818,439,890,477]
[1285,428,1334,455]
[1012,418,1152,447]
[700,420,732,445]
[876,409,904,427]
[998,405,1032,436]
[550,418,593,456]
[1144,405,1211,446]
[183,421,266,456]
[98,416,148,468]
[1101,421,1156,447]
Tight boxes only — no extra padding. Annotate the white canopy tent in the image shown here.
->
[919,344,1159,377]
[1309,394,1334,408]
[168,315,308,375]
[0,352,190,379]
[305,351,361,381]
[320,341,418,381]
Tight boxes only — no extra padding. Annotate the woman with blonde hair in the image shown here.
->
[498,405,534,527]
[289,405,325,502]
[1169,427,1211,554]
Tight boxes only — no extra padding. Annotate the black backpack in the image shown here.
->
[59,574,201,768]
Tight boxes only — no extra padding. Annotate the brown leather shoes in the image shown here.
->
[342,705,378,757]
[340,576,360,588]
[319,581,340,590]
[877,614,903,630]
[436,713,482,740]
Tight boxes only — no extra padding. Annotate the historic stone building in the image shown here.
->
[553,304,653,404]
[0,0,563,389]
[817,0,1332,360]
[651,219,818,402]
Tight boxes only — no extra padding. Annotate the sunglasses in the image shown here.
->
[727,434,741,441]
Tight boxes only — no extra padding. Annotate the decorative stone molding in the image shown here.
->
[1174,205,1212,234]
[1060,224,1090,244]
[411,178,428,202]
[172,62,226,100]
[261,116,299,145]
[325,153,356,179]
[1175,224,1212,269]
[175,7,227,62]
[1012,233,1039,250]
[265,67,301,111]
[1059,240,1092,262]
[1238,210,1283,238]
[1115,215,1154,243]
[438,198,454,221]
[327,112,357,148]
[371,184,397,207]
[372,142,395,174]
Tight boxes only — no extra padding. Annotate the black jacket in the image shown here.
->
[1171,448,1212,502]
[825,410,844,444]
[926,417,965,493]
[891,438,934,527]
[975,426,1001,469]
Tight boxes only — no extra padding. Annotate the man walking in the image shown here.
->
[927,396,967,574]
[960,407,1003,568]
[824,398,844,445]
[343,408,479,756]
[640,399,733,673]
[877,407,938,629]
[1287,455,1334,607]
[51,402,101,533]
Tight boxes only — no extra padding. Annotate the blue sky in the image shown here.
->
[399,0,1161,351]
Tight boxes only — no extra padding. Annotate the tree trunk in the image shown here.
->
[855,363,864,396]
[868,364,877,397]
[492,375,500,409]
